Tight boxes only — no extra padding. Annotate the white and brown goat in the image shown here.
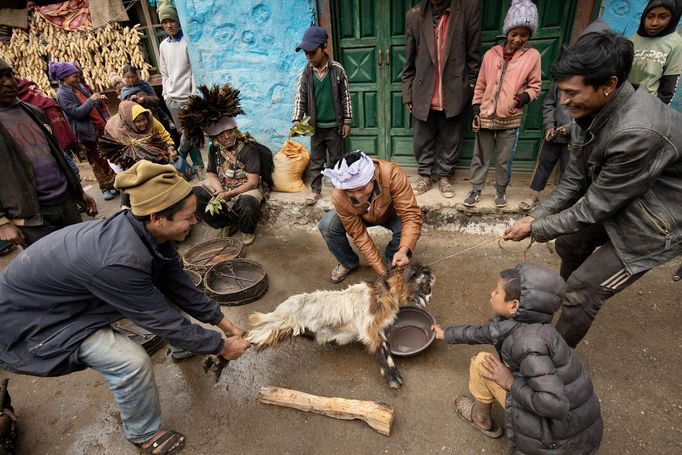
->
[246,265,434,388]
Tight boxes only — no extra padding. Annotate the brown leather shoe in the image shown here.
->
[438,178,455,198]
[412,176,433,195]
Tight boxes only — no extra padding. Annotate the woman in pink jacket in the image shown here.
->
[464,0,541,208]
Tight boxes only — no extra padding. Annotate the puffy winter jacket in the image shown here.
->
[445,263,603,454]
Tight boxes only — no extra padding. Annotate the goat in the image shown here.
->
[245,264,435,388]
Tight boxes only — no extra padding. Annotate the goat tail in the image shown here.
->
[245,311,303,350]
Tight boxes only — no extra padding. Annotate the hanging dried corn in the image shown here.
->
[0,12,151,97]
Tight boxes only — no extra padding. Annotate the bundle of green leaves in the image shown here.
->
[289,116,314,138]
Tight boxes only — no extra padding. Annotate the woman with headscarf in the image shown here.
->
[119,65,179,146]
[104,100,177,171]
[628,0,682,104]
[52,61,119,201]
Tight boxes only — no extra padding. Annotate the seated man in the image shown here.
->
[180,85,273,246]
[0,160,250,454]
[319,151,422,283]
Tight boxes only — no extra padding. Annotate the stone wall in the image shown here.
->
[174,0,316,151]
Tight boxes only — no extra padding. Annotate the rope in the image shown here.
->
[427,236,535,267]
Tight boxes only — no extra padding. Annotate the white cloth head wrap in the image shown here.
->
[202,116,238,137]
[321,151,375,190]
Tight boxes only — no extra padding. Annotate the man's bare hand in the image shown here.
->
[406,102,413,113]
[391,247,411,268]
[219,336,250,360]
[0,224,26,247]
[503,216,534,241]
[342,125,351,138]
[82,193,98,216]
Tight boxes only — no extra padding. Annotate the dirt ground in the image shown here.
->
[2,213,681,454]
[0,160,680,454]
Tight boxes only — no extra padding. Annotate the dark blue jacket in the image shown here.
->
[445,263,603,454]
[56,84,103,143]
[0,210,224,377]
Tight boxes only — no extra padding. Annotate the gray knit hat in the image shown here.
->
[503,0,539,37]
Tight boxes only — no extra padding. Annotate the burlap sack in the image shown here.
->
[271,140,310,193]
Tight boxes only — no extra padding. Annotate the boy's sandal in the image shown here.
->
[454,395,504,439]
[518,198,538,211]
[328,264,356,284]
[136,430,186,454]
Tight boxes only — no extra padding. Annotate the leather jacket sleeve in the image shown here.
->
[531,128,671,242]
[389,166,422,256]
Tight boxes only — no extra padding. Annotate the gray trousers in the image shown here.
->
[308,127,344,194]
[554,223,646,347]
[165,97,204,168]
[470,128,518,193]
[413,110,466,178]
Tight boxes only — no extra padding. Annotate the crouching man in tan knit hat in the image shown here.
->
[0,160,250,454]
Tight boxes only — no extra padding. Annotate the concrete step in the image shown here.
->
[262,177,545,234]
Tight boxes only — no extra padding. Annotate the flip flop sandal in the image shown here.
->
[518,198,538,211]
[136,430,186,454]
[328,264,356,284]
[454,395,504,439]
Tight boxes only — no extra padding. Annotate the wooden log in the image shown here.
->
[258,386,394,436]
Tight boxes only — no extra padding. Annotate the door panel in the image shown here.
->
[335,0,383,158]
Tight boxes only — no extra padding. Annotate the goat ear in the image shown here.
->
[402,265,416,282]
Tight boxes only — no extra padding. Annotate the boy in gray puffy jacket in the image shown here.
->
[432,263,603,454]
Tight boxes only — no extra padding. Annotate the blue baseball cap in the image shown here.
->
[296,26,328,52]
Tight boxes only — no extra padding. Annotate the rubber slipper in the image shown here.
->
[136,429,186,454]
[454,395,503,439]
[328,264,356,284]
[519,198,538,211]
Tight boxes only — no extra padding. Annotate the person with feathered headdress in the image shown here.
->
[180,84,274,246]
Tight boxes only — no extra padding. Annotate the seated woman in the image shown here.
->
[180,85,273,246]
[104,100,177,171]
[104,101,177,206]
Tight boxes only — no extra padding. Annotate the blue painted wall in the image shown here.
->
[600,0,682,110]
[174,0,317,151]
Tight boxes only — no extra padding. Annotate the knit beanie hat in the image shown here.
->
[503,0,539,37]
[157,0,180,23]
[114,160,192,216]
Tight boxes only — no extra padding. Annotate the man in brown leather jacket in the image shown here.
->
[319,151,422,283]
[402,0,482,198]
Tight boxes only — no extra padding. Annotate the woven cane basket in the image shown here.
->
[203,259,268,306]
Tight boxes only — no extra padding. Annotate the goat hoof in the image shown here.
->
[385,369,403,388]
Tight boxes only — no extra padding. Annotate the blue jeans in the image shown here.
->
[77,327,161,443]
[318,209,402,269]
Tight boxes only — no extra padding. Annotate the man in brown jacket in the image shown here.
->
[402,0,481,198]
[319,151,422,283]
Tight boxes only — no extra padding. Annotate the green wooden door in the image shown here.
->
[333,0,576,170]
[332,0,419,161]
